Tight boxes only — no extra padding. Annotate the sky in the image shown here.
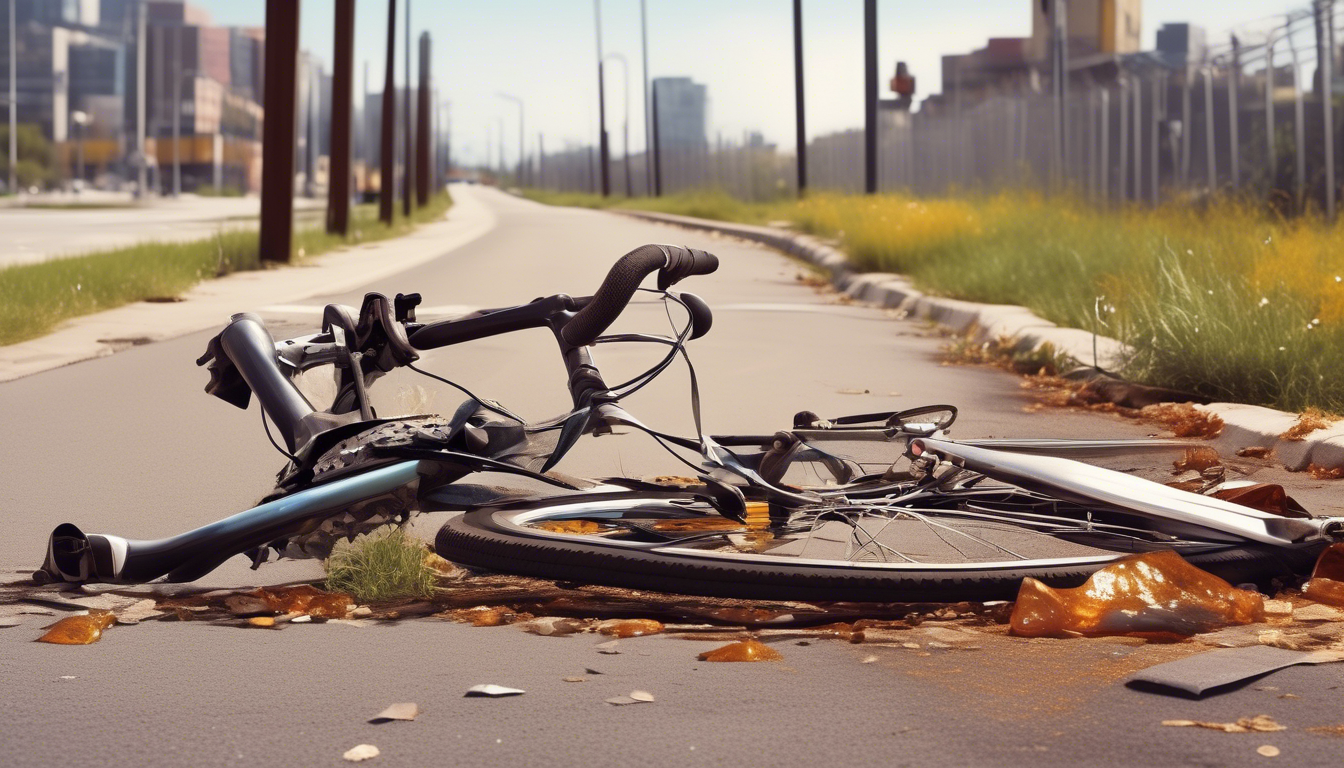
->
[198,0,1310,168]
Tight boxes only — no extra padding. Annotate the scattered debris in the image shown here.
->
[1306,725,1344,737]
[1302,544,1344,607]
[113,599,163,624]
[247,616,277,629]
[520,617,585,636]
[536,520,604,534]
[251,584,352,619]
[861,655,879,663]
[697,639,782,662]
[1280,409,1336,441]
[562,677,586,683]
[1129,645,1344,696]
[1306,463,1344,480]
[1257,745,1281,757]
[342,744,380,762]
[464,684,524,698]
[1237,446,1273,459]
[837,388,871,395]
[1263,601,1294,619]
[605,695,641,706]
[629,690,655,702]
[369,703,418,723]
[1291,604,1344,622]
[596,619,664,638]
[595,640,621,654]
[36,610,116,645]
[1174,447,1222,472]
[1161,715,1286,733]
[1010,551,1263,638]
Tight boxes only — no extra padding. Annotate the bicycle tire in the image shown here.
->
[435,499,1316,602]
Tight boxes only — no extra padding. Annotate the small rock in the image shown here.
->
[1257,745,1280,758]
[343,744,379,762]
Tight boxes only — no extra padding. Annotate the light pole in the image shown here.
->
[640,0,651,195]
[604,53,632,196]
[71,110,89,188]
[496,92,523,186]
[8,0,15,195]
[594,0,610,196]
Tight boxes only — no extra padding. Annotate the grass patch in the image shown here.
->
[324,527,437,603]
[0,191,452,346]
[528,188,1344,413]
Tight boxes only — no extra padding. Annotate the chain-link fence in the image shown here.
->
[527,0,1344,214]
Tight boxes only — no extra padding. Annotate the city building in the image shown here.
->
[652,77,707,148]
[1155,23,1208,69]
[1028,0,1142,61]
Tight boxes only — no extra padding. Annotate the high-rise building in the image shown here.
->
[1156,23,1207,69]
[1029,0,1141,61]
[652,77,707,148]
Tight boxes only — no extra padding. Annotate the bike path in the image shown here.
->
[1,186,1339,767]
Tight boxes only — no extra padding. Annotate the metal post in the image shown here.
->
[402,0,412,215]
[327,0,354,234]
[1228,59,1240,186]
[640,0,652,195]
[379,0,396,224]
[415,31,431,205]
[595,0,610,196]
[1266,31,1278,191]
[863,0,876,194]
[259,0,301,262]
[1180,68,1191,186]
[1100,88,1109,202]
[651,79,662,195]
[1049,0,1068,186]
[1118,76,1128,199]
[1289,31,1306,202]
[1203,66,1217,189]
[604,54,631,196]
[793,0,806,196]
[7,0,14,194]
[1133,71,1141,201]
[1324,0,1336,217]
[172,27,181,197]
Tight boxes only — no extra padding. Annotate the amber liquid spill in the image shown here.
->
[252,584,352,618]
[598,619,665,638]
[697,638,783,662]
[536,520,604,535]
[37,610,116,645]
[1303,543,1344,607]
[1009,550,1264,638]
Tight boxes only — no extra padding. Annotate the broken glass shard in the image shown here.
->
[1009,551,1265,638]
[1302,543,1344,607]
[597,619,664,638]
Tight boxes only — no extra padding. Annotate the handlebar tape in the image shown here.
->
[561,244,718,347]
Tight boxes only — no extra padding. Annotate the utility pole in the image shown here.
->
[651,79,662,195]
[172,27,181,197]
[1049,0,1068,187]
[640,0,651,195]
[415,31,430,205]
[379,0,396,224]
[8,0,15,194]
[793,0,806,196]
[327,0,354,235]
[403,0,413,214]
[595,0,610,196]
[361,59,369,196]
[1324,0,1336,218]
[258,0,301,262]
[863,0,876,194]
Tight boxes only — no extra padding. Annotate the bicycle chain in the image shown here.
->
[270,416,453,561]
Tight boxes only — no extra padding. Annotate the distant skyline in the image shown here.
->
[198,1,1309,167]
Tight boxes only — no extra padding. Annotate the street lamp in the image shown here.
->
[496,92,524,186]
[71,110,90,190]
[604,52,632,197]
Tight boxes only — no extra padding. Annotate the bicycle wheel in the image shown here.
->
[435,489,1318,603]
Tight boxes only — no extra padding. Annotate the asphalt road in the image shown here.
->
[0,194,323,267]
[2,186,1341,767]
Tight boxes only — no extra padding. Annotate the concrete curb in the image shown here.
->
[614,207,1343,471]
[0,185,497,383]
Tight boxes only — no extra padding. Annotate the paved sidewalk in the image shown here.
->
[0,185,496,382]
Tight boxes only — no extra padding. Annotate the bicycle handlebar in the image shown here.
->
[559,244,718,347]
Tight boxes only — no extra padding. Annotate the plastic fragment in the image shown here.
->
[629,690,655,702]
[1161,715,1285,733]
[343,744,379,762]
[369,703,418,723]
[1302,543,1344,607]
[1009,551,1265,638]
[36,610,117,645]
[697,639,782,662]
[464,684,524,697]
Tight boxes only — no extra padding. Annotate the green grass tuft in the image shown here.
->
[323,527,438,604]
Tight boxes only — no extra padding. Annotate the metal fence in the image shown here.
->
[527,0,1344,214]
